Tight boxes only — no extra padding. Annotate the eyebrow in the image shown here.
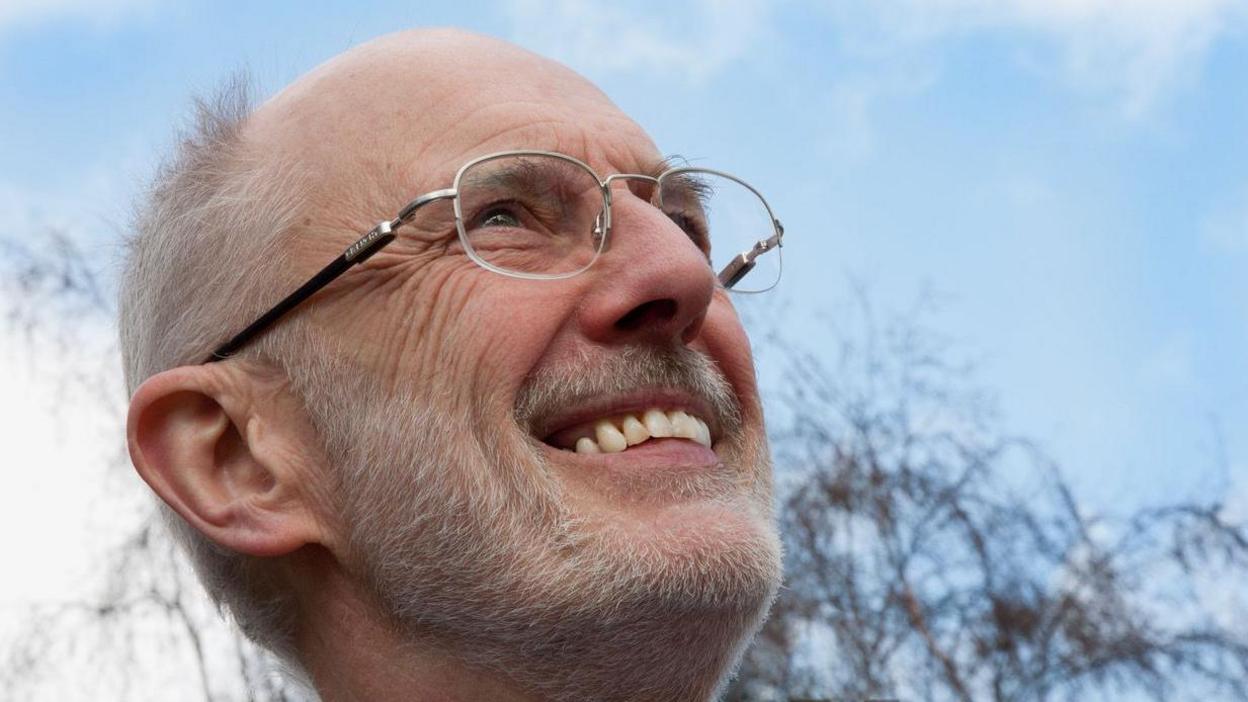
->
[463,157,573,195]
[654,160,713,209]
[647,154,686,179]
[460,153,706,209]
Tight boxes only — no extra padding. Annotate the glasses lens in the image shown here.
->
[456,153,605,277]
[659,170,781,293]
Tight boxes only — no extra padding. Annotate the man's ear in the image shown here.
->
[127,364,331,558]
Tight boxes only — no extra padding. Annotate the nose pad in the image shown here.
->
[592,210,607,251]
[593,174,669,258]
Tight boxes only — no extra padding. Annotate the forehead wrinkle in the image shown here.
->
[588,138,668,181]
[445,108,602,159]
[437,98,659,170]
[450,118,568,165]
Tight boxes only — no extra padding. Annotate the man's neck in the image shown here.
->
[289,551,759,701]
[296,571,539,702]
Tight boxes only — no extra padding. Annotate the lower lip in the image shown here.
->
[543,437,720,472]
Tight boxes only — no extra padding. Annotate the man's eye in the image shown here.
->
[477,205,523,228]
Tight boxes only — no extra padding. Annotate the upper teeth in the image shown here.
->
[572,408,712,454]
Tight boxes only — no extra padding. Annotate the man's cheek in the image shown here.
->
[349,260,485,395]
[459,302,555,419]
[701,305,763,416]
[395,267,556,417]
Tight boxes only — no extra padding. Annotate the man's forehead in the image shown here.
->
[244,29,661,204]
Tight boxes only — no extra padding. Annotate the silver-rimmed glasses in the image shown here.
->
[204,150,784,363]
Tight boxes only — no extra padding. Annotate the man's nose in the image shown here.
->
[574,191,717,347]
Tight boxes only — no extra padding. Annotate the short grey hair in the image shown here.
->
[119,75,308,661]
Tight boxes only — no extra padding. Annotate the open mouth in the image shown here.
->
[540,406,716,454]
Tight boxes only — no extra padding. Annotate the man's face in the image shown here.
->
[255,31,780,688]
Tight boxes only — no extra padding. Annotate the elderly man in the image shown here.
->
[121,28,784,701]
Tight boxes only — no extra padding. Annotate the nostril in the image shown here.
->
[615,299,677,332]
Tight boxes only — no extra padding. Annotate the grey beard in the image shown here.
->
[301,344,782,701]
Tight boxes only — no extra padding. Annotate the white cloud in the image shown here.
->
[820,0,1248,117]
[500,0,772,83]
[0,0,155,35]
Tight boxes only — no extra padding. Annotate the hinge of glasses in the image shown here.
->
[395,188,457,226]
[719,254,756,288]
[719,229,784,288]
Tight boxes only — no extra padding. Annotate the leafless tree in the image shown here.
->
[1,231,301,701]
[726,293,1248,701]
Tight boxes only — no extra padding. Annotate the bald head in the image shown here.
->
[245,29,658,234]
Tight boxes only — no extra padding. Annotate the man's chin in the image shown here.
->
[586,497,781,592]
[535,439,781,602]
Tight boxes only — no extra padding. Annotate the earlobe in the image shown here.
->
[127,365,325,558]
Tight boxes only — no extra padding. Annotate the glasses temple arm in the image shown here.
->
[202,189,458,364]
[716,222,784,289]
[202,221,396,363]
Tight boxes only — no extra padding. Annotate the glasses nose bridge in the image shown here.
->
[599,172,668,247]
[603,172,659,186]
[602,172,660,201]
[600,172,662,230]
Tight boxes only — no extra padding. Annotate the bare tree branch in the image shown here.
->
[729,292,1248,702]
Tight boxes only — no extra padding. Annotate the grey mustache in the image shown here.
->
[514,345,742,438]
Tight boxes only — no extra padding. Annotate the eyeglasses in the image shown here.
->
[203,150,784,363]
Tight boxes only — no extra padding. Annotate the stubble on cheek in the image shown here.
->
[296,333,779,701]
[292,267,780,689]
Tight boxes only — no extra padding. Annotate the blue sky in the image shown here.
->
[2,0,1247,575]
